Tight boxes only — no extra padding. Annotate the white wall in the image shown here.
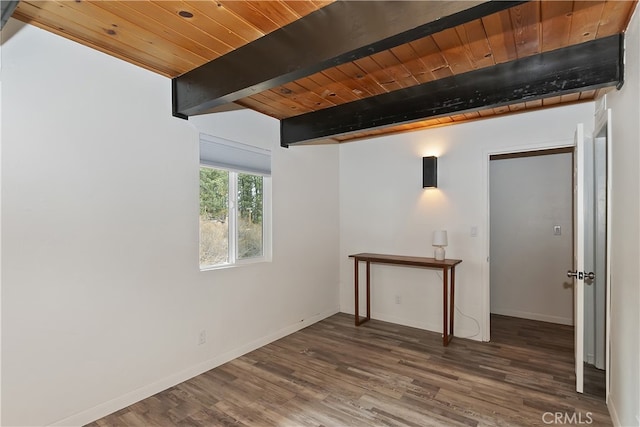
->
[0,20,340,426]
[339,103,594,340]
[490,153,573,325]
[606,6,640,426]
[4,10,639,427]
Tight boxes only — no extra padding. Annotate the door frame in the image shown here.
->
[594,105,612,401]
[483,129,611,397]
[482,139,574,342]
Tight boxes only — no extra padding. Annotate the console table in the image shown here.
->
[348,253,462,346]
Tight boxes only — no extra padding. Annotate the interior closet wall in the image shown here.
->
[490,152,574,325]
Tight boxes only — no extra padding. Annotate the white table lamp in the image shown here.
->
[432,230,448,261]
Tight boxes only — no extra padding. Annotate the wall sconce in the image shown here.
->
[423,156,437,188]
[432,230,448,260]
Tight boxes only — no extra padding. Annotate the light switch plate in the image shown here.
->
[554,225,562,236]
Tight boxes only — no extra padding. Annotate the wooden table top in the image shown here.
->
[349,253,462,268]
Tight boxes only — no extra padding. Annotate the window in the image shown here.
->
[199,134,271,269]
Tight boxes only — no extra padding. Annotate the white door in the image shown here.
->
[570,123,595,394]
[573,123,585,394]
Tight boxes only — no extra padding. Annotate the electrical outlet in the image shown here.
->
[198,330,206,345]
[395,295,401,304]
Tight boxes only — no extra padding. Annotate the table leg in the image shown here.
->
[366,261,371,322]
[450,266,456,343]
[354,258,359,326]
[443,267,448,346]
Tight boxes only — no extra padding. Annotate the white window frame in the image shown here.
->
[199,134,272,271]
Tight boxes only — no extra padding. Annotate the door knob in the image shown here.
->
[567,271,595,280]
[567,270,580,279]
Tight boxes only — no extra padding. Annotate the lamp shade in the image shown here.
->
[432,230,448,247]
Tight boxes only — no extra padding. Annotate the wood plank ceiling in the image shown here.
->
[11,0,638,145]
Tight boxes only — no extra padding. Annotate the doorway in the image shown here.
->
[489,148,574,326]
[487,139,609,399]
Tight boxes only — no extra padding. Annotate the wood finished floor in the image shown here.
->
[88,314,610,426]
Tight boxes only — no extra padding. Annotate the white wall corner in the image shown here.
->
[50,308,339,427]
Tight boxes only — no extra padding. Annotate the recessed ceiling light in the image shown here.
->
[178,10,194,18]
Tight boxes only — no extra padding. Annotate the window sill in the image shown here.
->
[199,256,271,272]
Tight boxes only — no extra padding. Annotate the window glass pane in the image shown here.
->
[199,168,229,267]
[237,173,263,259]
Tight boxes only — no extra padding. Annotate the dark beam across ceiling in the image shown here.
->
[281,34,625,146]
[1,0,19,30]
[172,0,526,118]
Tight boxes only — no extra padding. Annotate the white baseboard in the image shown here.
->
[608,395,621,427]
[491,308,573,326]
[50,307,339,427]
[606,397,640,427]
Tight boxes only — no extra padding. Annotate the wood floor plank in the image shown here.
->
[87,313,610,426]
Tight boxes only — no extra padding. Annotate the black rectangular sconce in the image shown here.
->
[423,156,437,188]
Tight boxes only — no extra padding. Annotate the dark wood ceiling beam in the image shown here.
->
[281,34,624,146]
[1,0,19,29]
[172,0,527,118]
